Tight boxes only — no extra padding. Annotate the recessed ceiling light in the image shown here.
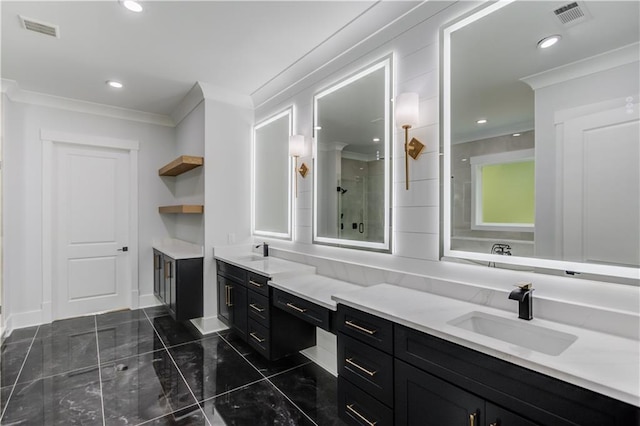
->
[122,0,143,13]
[461,158,468,162]
[373,138,380,142]
[476,119,487,124]
[537,35,561,49]
[314,126,322,130]
[513,133,521,137]
[106,80,123,89]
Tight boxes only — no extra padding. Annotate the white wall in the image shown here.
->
[2,96,175,329]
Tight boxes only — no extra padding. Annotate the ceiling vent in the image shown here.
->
[19,15,60,38]
[553,2,591,27]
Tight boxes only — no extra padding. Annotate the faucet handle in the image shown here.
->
[514,281,533,290]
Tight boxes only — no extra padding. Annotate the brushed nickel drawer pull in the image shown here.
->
[345,320,377,335]
[286,302,307,313]
[346,404,376,426]
[250,303,265,312]
[250,332,265,343]
[346,358,377,377]
[469,412,477,426]
[249,280,264,288]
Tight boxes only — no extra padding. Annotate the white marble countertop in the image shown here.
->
[153,238,203,260]
[213,252,316,278]
[332,283,640,407]
[270,274,363,311]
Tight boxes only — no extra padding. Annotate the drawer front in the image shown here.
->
[272,288,331,331]
[248,290,270,327]
[337,304,393,354]
[247,272,270,296]
[216,260,246,284]
[338,376,393,426]
[247,319,270,358]
[338,333,393,407]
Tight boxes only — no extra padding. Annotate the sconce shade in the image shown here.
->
[289,135,306,157]
[395,92,419,128]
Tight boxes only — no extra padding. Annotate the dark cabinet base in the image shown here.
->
[153,250,203,322]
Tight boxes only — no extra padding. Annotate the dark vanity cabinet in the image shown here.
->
[216,260,316,361]
[337,304,640,426]
[153,249,203,322]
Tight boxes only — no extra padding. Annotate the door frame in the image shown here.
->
[41,129,139,323]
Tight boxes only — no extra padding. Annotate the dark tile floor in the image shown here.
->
[0,306,346,425]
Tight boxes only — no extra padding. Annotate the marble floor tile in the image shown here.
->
[152,315,203,348]
[244,351,312,378]
[96,308,151,328]
[1,341,31,387]
[270,363,346,426]
[97,318,163,363]
[143,305,171,319]
[101,350,198,425]
[217,330,255,356]
[2,325,38,346]
[168,335,263,402]
[16,330,98,384]
[1,385,13,418]
[0,366,103,425]
[36,315,97,339]
[141,404,209,425]
[200,379,315,426]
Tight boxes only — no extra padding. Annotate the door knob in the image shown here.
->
[117,246,128,252]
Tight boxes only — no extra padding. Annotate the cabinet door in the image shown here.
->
[395,359,484,426]
[153,250,162,298]
[217,276,230,323]
[229,282,247,338]
[486,402,538,426]
[165,257,176,316]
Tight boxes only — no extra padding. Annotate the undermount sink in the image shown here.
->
[448,311,578,356]
[235,255,267,262]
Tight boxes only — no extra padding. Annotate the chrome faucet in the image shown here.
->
[508,282,534,320]
[255,242,269,257]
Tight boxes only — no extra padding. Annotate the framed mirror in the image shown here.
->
[443,0,639,279]
[313,58,392,251]
[253,108,292,239]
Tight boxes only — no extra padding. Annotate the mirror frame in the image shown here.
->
[442,0,638,280]
[252,107,293,240]
[312,57,392,252]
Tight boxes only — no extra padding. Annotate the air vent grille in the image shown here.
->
[553,2,590,26]
[19,15,59,38]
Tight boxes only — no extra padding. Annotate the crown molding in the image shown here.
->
[1,79,175,127]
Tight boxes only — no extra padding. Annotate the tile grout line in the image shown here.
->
[0,325,40,423]
[216,332,319,426]
[143,310,213,426]
[94,317,107,426]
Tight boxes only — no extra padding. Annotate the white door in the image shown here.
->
[562,103,640,267]
[54,143,131,319]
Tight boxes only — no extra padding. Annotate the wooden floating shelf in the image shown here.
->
[159,205,204,214]
[159,156,203,176]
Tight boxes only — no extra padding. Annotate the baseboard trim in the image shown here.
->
[301,345,337,377]
[138,293,161,309]
[9,309,45,331]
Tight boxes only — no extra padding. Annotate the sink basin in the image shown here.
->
[448,311,577,356]
[234,255,266,262]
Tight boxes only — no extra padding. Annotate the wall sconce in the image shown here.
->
[395,92,424,190]
[289,135,309,197]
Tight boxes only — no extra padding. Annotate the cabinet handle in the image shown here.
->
[250,303,265,313]
[226,285,233,307]
[469,412,477,426]
[154,255,158,270]
[345,358,377,377]
[249,280,264,288]
[346,404,376,426]
[286,302,307,313]
[489,423,498,426]
[250,332,265,343]
[345,320,377,335]
[164,261,170,279]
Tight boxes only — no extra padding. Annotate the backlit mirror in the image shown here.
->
[253,108,292,239]
[443,0,639,279]
[313,58,392,251]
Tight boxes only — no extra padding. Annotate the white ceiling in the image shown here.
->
[1,1,419,118]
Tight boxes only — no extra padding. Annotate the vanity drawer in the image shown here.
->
[272,288,331,331]
[248,290,270,327]
[247,319,270,358]
[337,304,393,354]
[216,260,246,284]
[338,332,394,407]
[338,376,393,426]
[247,272,270,297]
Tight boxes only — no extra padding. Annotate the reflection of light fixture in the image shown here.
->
[373,137,380,142]
[513,133,521,137]
[395,92,424,190]
[289,135,310,198]
[121,0,143,12]
[106,80,123,89]
[537,35,561,49]
[476,119,487,124]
